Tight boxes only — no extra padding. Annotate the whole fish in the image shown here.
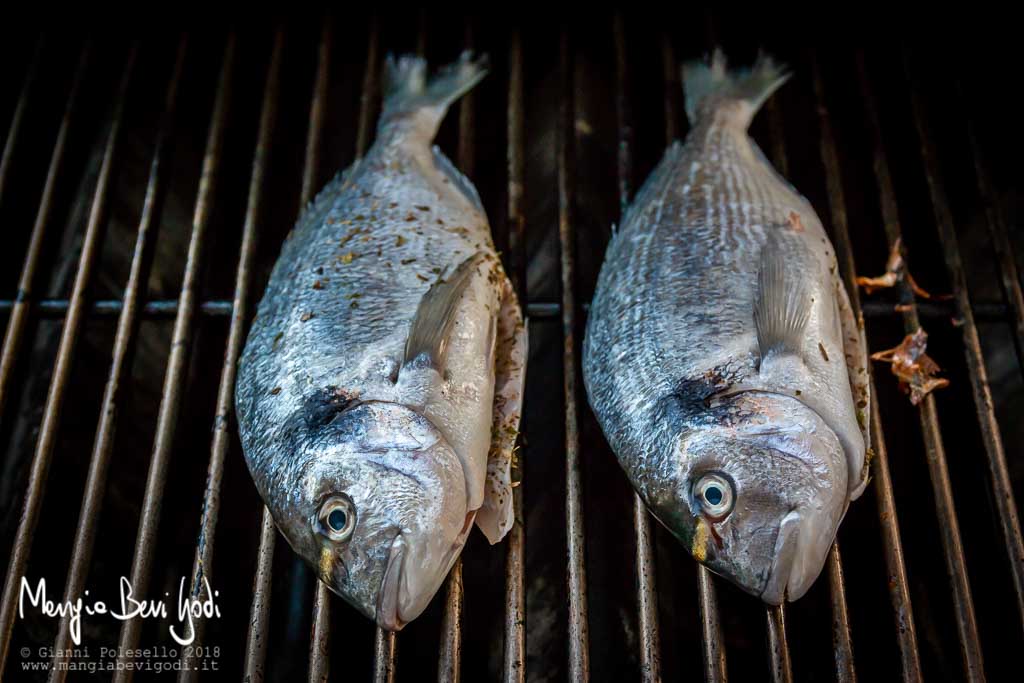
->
[583,51,870,603]
[235,53,526,630]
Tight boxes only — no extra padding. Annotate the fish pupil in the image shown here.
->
[704,486,723,506]
[328,509,347,532]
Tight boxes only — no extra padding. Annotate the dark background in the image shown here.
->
[0,9,1021,682]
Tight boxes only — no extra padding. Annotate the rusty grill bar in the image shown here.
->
[611,19,663,683]
[0,16,1021,683]
[811,56,923,682]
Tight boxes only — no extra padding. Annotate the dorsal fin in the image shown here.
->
[620,141,683,233]
[432,145,484,213]
[403,253,485,371]
[754,229,812,359]
[296,161,360,229]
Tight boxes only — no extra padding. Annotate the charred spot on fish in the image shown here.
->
[662,366,743,423]
[302,386,360,430]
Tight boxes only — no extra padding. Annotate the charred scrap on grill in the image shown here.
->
[857,238,951,404]
[870,329,950,405]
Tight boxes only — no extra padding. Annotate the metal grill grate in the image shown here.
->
[0,13,1022,682]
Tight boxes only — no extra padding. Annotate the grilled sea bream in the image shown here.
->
[235,53,526,630]
[583,52,870,603]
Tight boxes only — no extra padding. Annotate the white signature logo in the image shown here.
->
[18,576,221,646]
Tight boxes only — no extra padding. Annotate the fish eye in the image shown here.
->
[317,495,356,542]
[694,472,734,519]
[328,509,347,532]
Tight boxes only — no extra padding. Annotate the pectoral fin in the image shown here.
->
[475,273,527,544]
[403,252,485,372]
[754,229,812,360]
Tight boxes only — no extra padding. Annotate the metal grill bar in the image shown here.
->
[306,21,334,683]
[559,29,591,681]
[809,54,923,683]
[766,601,793,683]
[698,560,728,682]
[660,35,678,150]
[657,30,729,683]
[308,17,392,682]
[239,21,332,683]
[309,582,331,683]
[44,38,187,683]
[244,510,276,682]
[112,37,236,681]
[0,43,132,673]
[2,295,1010,322]
[855,52,985,681]
[613,15,634,213]
[762,95,795,683]
[501,28,527,683]
[437,19,476,683]
[301,23,331,209]
[178,31,283,683]
[961,85,1024,373]
[827,544,855,682]
[373,627,397,683]
[612,15,663,683]
[438,556,464,683]
[355,17,380,168]
[0,39,40,208]
[319,16,387,683]
[0,42,90,424]
[354,19,396,683]
[905,52,1024,633]
[768,63,858,682]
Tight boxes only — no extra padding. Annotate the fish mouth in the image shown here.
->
[761,510,801,605]
[375,510,476,631]
[443,510,477,567]
[376,535,407,631]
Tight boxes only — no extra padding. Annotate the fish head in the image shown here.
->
[666,391,848,603]
[273,401,470,630]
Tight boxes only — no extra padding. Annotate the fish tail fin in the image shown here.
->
[380,51,488,141]
[681,48,789,130]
